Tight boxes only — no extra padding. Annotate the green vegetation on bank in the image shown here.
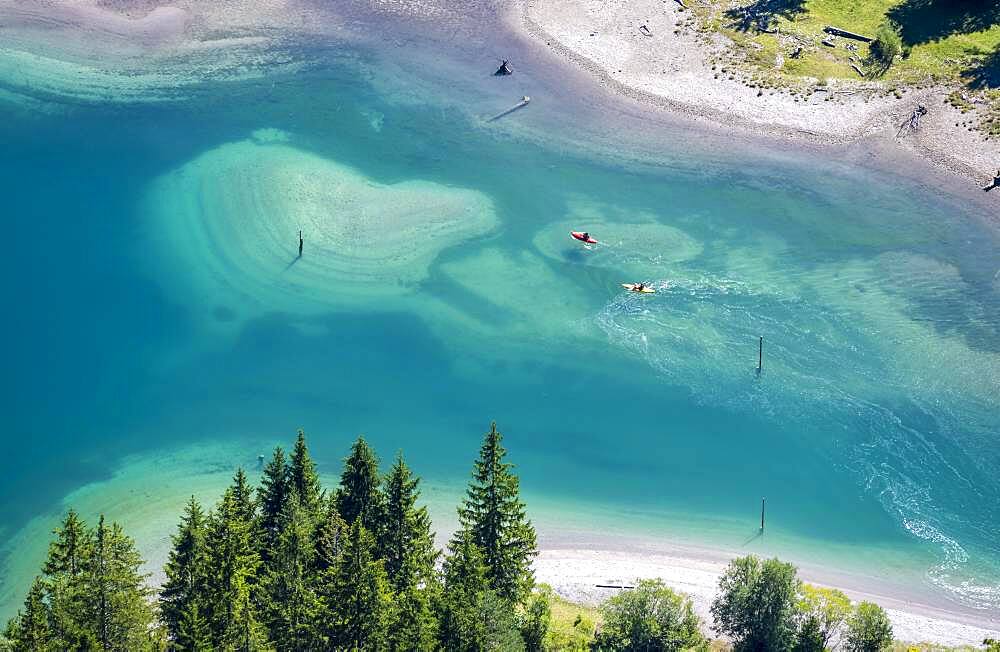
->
[1,424,997,651]
[688,0,1000,135]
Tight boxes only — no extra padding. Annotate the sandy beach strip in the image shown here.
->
[534,547,1000,647]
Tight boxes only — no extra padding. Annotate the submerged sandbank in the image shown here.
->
[144,132,497,332]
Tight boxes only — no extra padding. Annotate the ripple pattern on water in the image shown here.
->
[594,250,1000,610]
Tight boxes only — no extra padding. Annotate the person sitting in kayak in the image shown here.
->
[634,282,645,292]
[582,232,590,241]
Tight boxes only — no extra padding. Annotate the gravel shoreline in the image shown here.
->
[519,0,1000,188]
[534,548,1000,648]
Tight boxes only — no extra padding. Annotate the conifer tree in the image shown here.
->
[263,492,324,650]
[382,454,440,650]
[160,496,208,644]
[323,520,392,649]
[437,532,522,650]
[230,468,258,528]
[382,453,437,591]
[176,600,213,652]
[314,494,349,573]
[1,617,17,651]
[11,577,50,651]
[457,422,538,603]
[43,509,91,577]
[84,515,155,651]
[257,447,290,558]
[335,436,385,537]
[42,510,93,649]
[204,488,264,649]
[224,589,268,652]
[389,586,439,652]
[290,430,323,516]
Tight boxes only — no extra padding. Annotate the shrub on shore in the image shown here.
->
[867,23,904,77]
[845,601,894,652]
[595,578,706,650]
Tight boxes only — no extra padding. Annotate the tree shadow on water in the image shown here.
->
[725,0,807,32]
[964,45,1000,89]
[887,0,1000,45]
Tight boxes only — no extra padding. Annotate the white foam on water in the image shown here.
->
[593,246,1000,611]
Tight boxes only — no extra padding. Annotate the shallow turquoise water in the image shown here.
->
[0,43,998,618]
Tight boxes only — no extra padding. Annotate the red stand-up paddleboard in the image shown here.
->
[571,231,598,244]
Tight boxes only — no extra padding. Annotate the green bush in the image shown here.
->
[868,23,903,77]
[596,579,706,651]
[845,601,893,652]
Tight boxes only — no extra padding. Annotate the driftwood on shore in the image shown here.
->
[897,104,928,138]
[823,26,872,43]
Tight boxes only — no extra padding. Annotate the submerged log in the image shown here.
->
[488,96,531,122]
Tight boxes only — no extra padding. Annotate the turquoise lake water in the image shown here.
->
[0,35,998,619]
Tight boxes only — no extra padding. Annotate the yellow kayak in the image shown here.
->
[622,283,655,294]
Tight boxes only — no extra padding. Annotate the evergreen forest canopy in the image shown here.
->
[2,423,993,651]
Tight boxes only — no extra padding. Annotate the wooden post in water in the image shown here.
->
[757,336,763,374]
[760,497,765,531]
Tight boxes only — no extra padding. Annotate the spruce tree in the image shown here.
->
[382,454,440,650]
[323,520,392,649]
[176,600,213,651]
[204,488,265,649]
[382,453,437,591]
[225,589,268,652]
[263,492,324,650]
[42,510,93,649]
[43,509,90,577]
[1,617,17,651]
[230,468,258,528]
[12,577,50,651]
[457,422,538,603]
[290,430,323,516]
[389,585,439,652]
[314,494,349,573]
[437,532,522,651]
[257,446,290,557]
[160,496,208,644]
[335,436,385,537]
[84,515,155,651]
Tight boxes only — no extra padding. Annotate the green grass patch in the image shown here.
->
[690,0,1000,133]
[547,591,601,651]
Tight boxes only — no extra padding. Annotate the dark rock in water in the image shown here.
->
[495,59,513,76]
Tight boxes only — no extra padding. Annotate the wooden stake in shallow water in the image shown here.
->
[758,336,763,374]
[760,497,765,532]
